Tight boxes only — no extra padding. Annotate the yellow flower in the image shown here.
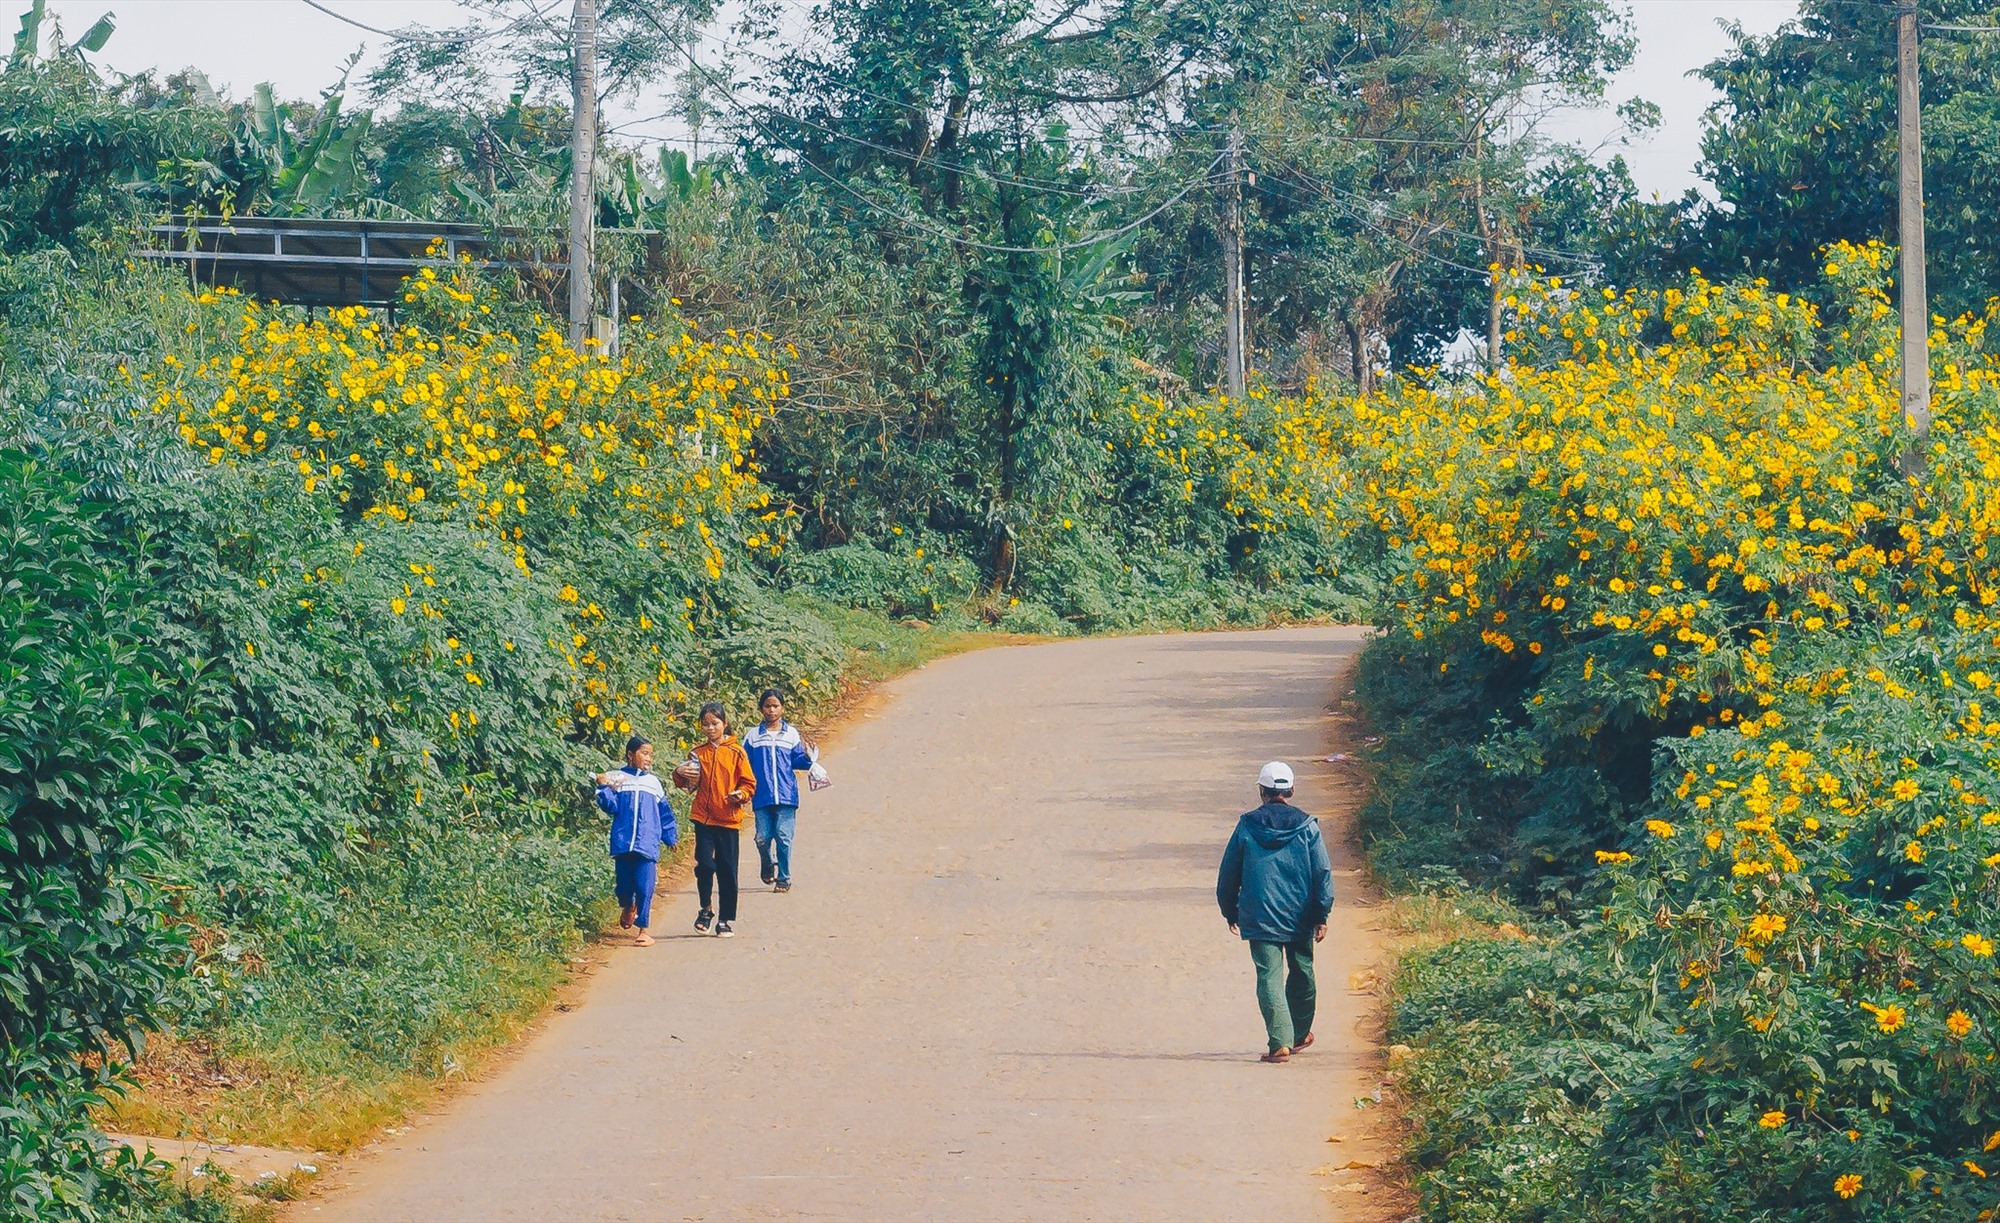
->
[1859,1001,1906,1034]
[390,598,406,615]
[1962,933,1995,957]
[1595,850,1634,865]
[1833,1174,1862,1199]
[1758,1110,1786,1129]
[1746,913,1787,943]
[1947,1010,1973,1039]
[1645,819,1675,839]
[1892,777,1920,801]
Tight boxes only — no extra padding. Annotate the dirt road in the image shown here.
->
[297,627,1402,1222]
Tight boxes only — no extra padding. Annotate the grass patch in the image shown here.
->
[107,828,608,1153]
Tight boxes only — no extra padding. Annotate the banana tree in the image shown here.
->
[161,64,379,217]
[239,77,376,214]
[598,147,730,229]
[9,0,114,69]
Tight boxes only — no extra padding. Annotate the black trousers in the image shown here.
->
[694,822,740,922]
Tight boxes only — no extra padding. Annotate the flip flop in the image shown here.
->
[1260,1048,1291,1063]
[1294,1032,1315,1051]
[632,931,655,947]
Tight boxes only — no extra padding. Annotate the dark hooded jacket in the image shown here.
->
[1217,801,1335,944]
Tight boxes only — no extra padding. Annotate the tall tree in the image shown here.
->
[1696,0,2000,320]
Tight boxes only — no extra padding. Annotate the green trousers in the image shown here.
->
[1249,939,1317,1052]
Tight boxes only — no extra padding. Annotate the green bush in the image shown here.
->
[239,827,603,1076]
[0,452,186,1219]
[693,598,849,714]
[783,538,976,621]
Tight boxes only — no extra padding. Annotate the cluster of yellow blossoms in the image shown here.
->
[1148,240,2000,1208]
[145,264,793,748]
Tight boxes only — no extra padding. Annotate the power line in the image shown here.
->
[296,0,560,45]
[1248,136,1607,269]
[630,5,1232,254]
[1249,174,1519,280]
[628,41,1201,199]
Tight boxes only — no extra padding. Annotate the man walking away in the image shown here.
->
[1216,761,1334,1063]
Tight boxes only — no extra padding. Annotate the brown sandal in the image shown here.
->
[620,903,637,929]
[632,931,655,947]
[1260,1048,1291,1063]
[1294,1032,1315,1052]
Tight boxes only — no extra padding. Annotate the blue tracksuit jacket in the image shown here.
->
[742,720,815,809]
[596,766,676,860]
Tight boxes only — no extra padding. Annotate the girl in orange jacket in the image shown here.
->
[674,701,756,936]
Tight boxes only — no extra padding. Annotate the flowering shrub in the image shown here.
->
[1163,242,2000,1216]
[36,262,840,1165]
[144,263,793,752]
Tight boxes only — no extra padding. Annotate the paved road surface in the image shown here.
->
[299,627,1395,1222]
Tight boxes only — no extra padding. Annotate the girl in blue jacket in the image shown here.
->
[595,734,677,946]
[742,689,823,891]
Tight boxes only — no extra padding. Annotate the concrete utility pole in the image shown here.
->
[567,0,598,350]
[1897,1,1931,449]
[1221,122,1247,399]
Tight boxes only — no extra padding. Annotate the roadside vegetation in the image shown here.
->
[9,0,2000,1217]
[1300,244,1997,1218]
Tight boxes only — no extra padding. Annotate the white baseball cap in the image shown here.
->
[1257,761,1295,790]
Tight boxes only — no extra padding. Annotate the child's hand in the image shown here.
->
[1314,924,1328,943]
[726,789,749,808]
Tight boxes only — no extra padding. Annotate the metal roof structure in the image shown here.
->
[139,216,562,310]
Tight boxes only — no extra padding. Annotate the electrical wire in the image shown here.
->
[1247,134,1608,269]
[296,0,560,45]
[623,40,1205,198]
[629,6,1234,253]
[1251,172,1579,281]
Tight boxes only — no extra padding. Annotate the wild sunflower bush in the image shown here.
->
[1172,241,2000,1217]
[106,262,833,1139]
[0,248,879,1197]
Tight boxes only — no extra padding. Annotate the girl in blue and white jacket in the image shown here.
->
[743,689,826,891]
[595,734,678,945]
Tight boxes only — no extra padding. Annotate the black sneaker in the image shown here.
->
[760,871,775,886]
[773,880,791,893]
[694,909,714,934]
[716,920,735,938]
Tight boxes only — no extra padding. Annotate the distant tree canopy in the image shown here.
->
[1694,0,2000,320]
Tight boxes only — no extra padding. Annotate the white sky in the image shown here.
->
[46,0,1801,198]
[1550,0,1801,199]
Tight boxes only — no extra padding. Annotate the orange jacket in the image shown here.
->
[685,736,756,828]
